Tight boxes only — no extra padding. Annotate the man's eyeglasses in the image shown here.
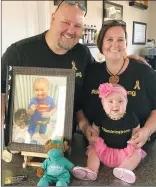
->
[56,0,87,17]
[102,20,126,27]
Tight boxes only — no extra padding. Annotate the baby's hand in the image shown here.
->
[27,109,35,115]
[41,112,51,118]
[27,105,37,115]
[31,104,37,111]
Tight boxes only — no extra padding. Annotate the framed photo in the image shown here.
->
[129,1,148,9]
[103,1,123,22]
[132,21,147,45]
[6,66,75,153]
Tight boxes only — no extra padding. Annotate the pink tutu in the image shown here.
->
[86,137,146,168]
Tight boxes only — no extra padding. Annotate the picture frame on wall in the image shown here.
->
[5,66,75,153]
[129,1,148,10]
[103,1,123,22]
[132,21,147,45]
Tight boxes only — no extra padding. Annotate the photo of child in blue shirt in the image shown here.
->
[27,77,56,140]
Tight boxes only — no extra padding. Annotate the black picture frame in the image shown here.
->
[132,21,147,45]
[6,66,75,153]
[103,1,123,23]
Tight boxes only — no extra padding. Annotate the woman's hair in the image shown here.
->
[97,20,127,54]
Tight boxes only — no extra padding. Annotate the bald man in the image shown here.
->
[2,1,92,146]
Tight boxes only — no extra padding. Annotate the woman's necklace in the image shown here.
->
[106,58,126,84]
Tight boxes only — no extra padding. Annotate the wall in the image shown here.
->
[2,1,156,55]
[116,1,156,54]
[2,1,50,54]
[50,1,155,55]
[111,1,150,55]
[2,1,28,54]
[148,1,156,42]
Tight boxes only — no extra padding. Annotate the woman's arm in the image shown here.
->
[130,110,156,148]
[144,110,156,134]
[128,55,150,66]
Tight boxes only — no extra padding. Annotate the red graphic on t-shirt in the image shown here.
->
[36,103,50,112]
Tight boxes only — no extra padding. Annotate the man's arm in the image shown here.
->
[2,44,20,93]
[76,110,98,142]
[1,93,5,128]
[76,110,89,133]
[1,44,21,126]
[128,54,150,66]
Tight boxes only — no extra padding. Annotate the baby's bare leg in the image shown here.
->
[87,147,100,172]
[72,147,100,180]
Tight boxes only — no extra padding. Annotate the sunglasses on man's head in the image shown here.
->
[102,20,126,27]
[56,0,87,17]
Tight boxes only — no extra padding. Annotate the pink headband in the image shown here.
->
[99,83,127,101]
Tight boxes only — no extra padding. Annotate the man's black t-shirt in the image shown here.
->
[82,59,156,127]
[1,32,95,141]
[95,112,139,149]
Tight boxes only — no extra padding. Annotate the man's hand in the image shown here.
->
[79,119,88,131]
[128,54,150,66]
[127,127,151,148]
[85,125,99,144]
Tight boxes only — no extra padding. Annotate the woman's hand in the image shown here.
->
[127,127,151,148]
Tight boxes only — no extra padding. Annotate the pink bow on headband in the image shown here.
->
[99,83,127,100]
